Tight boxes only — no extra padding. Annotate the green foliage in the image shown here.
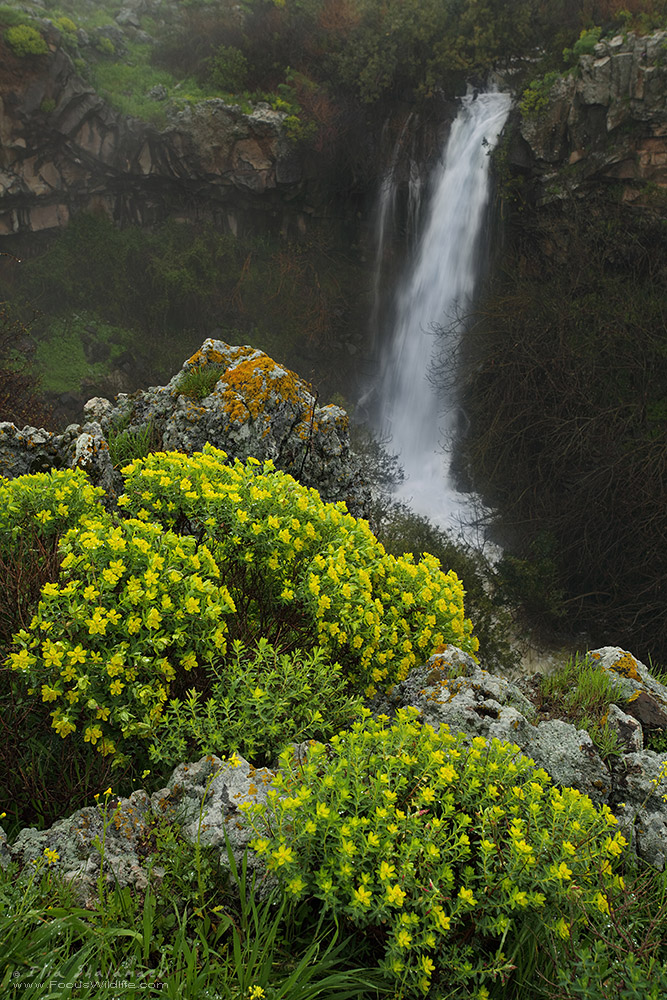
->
[4,449,478,788]
[246,708,628,997]
[117,447,479,694]
[538,654,627,760]
[0,6,34,28]
[94,35,115,56]
[4,23,48,57]
[540,863,667,1000]
[54,15,77,35]
[520,71,563,118]
[284,113,318,145]
[175,363,226,400]
[149,638,361,767]
[0,467,104,550]
[13,215,364,400]
[107,420,159,468]
[0,830,388,999]
[206,43,248,91]
[39,96,56,113]
[370,500,519,676]
[463,205,667,662]
[33,311,135,396]
[563,26,603,65]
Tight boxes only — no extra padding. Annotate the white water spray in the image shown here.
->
[375,90,511,534]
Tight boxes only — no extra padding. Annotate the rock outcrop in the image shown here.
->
[5,644,667,901]
[0,28,308,240]
[512,31,667,205]
[0,338,369,514]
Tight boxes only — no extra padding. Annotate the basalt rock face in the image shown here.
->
[0,31,308,241]
[511,31,667,205]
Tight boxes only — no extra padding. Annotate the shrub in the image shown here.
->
[54,16,77,36]
[4,23,48,57]
[0,467,104,554]
[7,516,236,762]
[520,71,562,118]
[245,708,627,997]
[94,35,115,56]
[149,637,361,767]
[206,44,248,92]
[117,446,479,695]
[563,26,602,65]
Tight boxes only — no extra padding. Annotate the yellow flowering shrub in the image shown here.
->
[244,709,627,997]
[0,467,104,551]
[8,516,235,760]
[117,446,478,694]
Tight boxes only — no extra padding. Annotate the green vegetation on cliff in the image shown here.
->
[463,201,667,663]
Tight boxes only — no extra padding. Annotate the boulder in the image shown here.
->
[0,340,369,515]
[4,753,275,902]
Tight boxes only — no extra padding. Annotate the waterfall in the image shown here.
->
[374,90,511,535]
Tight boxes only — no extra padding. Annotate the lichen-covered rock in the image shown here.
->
[95,339,369,514]
[589,646,667,705]
[9,788,156,901]
[374,645,536,738]
[380,646,611,803]
[1,340,368,513]
[612,750,667,869]
[607,702,644,752]
[151,753,274,878]
[0,422,62,479]
[0,420,118,498]
[5,753,276,901]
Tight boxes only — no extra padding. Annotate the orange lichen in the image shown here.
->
[610,652,641,681]
[219,355,307,426]
[187,347,227,366]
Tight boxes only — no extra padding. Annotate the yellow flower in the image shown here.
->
[353,885,372,908]
[379,861,396,880]
[396,929,412,949]
[385,883,406,907]
[556,918,570,939]
[109,679,124,696]
[458,886,476,906]
[84,725,103,745]
[551,861,573,881]
[41,684,59,703]
[146,607,162,629]
[271,843,293,867]
[181,651,198,671]
[43,847,60,865]
[286,875,305,896]
[52,715,76,738]
[68,644,87,664]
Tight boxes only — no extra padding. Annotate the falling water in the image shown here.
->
[375,90,511,535]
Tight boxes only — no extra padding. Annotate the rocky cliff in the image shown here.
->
[0,28,310,241]
[510,31,667,204]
